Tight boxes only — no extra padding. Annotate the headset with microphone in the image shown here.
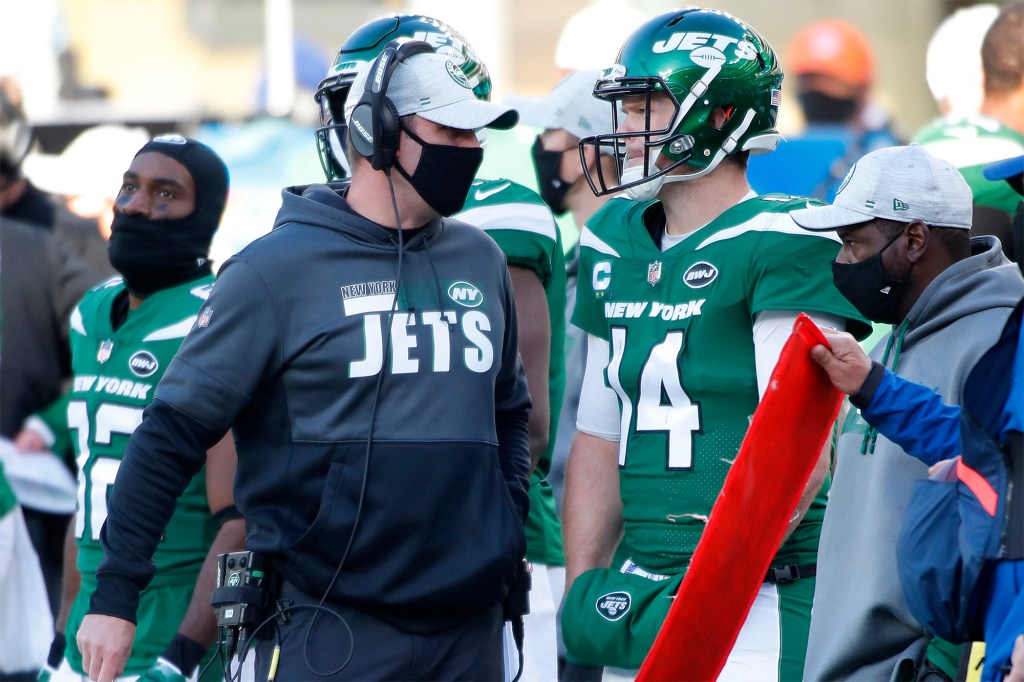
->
[347,39,435,171]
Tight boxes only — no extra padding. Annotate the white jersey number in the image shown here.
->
[609,328,701,469]
[68,401,144,540]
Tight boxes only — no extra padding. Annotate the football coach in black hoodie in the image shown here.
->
[76,41,531,681]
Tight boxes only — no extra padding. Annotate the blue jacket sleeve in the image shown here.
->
[494,265,532,524]
[857,363,962,467]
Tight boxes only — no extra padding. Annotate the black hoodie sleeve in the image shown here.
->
[89,399,223,621]
[494,265,532,523]
[89,256,282,621]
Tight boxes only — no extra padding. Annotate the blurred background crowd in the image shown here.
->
[1,0,1019,261]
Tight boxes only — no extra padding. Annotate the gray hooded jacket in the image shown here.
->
[805,236,1024,681]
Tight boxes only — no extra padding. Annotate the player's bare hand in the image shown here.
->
[809,330,873,396]
[77,614,135,682]
[13,428,47,452]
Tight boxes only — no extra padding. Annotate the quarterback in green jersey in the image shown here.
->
[315,15,567,680]
[19,137,244,682]
[561,9,869,680]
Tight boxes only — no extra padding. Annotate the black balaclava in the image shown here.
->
[108,135,229,297]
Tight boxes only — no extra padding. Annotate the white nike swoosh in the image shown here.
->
[474,181,512,201]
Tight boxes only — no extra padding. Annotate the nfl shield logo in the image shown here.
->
[97,339,114,364]
[648,261,662,286]
[197,306,213,328]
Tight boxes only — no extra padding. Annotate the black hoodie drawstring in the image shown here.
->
[421,232,449,320]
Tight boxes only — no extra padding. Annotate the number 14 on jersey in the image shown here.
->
[608,328,702,470]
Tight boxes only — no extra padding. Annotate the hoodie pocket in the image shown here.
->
[288,459,358,555]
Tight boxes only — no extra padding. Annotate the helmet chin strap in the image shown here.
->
[624,107,757,201]
[623,165,667,201]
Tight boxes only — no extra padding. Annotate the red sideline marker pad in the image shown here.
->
[636,314,843,682]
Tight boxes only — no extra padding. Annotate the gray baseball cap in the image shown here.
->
[344,52,518,132]
[517,69,614,142]
[791,144,973,231]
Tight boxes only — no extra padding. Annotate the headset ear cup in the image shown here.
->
[375,97,401,171]
[348,102,376,160]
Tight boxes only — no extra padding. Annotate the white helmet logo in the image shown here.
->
[690,47,727,68]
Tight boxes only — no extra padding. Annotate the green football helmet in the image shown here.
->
[315,15,492,180]
[581,8,784,200]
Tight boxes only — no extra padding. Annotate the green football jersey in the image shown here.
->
[914,114,1024,215]
[457,178,566,566]
[56,276,219,675]
[573,195,869,574]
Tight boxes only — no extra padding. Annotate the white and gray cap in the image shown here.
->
[344,52,518,132]
[791,144,973,231]
[517,69,614,143]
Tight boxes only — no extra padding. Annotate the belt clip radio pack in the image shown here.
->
[211,550,274,660]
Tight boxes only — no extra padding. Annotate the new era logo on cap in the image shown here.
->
[893,198,910,211]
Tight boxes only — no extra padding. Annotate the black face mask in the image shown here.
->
[394,124,483,217]
[831,229,911,324]
[108,212,212,297]
[798,90,860,124]
[531,136,571,216]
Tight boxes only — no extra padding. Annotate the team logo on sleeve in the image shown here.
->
[128,350,159,378]
[197,306,213,328]
[683,261,719,288]
[647,261,662,286]
[596,592,632,621]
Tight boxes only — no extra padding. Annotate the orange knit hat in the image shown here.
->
[787,19,874,87]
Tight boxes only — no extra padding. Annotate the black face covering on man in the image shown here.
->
[831,228,911,324]
[531,137,571,216]
[798,90,859,124]
[108,137,228,297]
[394,124,483,217]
